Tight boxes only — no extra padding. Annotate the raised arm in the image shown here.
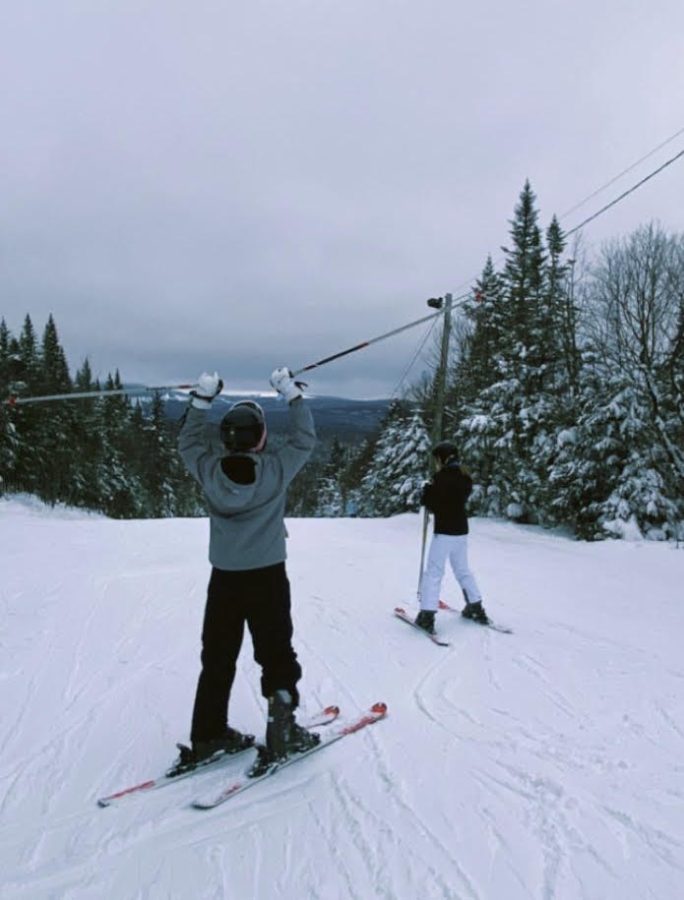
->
[177,372,223,483]
[270,367,316,484]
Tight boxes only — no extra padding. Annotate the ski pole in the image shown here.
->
[3,384,198,407]
[417,509,430,598]
[292,307,445,377]
[5,302,447,405]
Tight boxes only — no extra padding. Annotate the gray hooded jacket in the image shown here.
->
[178,398,316,571]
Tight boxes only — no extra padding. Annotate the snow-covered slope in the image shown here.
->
[1,497,683,899]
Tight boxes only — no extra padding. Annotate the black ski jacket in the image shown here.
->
[421,463,472,536]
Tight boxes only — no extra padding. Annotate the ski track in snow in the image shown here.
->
[1,501,684,899]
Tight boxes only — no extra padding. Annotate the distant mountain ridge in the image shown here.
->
[162,392,391,443]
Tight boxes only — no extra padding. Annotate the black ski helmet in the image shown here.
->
[432,440,459,465]
[220,401,267,452]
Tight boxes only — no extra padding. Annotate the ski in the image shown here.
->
[438,599,513,634]
[97,705,340,807]
[394,607,451,646]
[192,702,388,810]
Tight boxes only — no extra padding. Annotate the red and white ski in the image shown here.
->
[97,705,340,807]
[394,607,451,646]
[192,702,388,810]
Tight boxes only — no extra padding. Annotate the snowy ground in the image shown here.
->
[1,495,683,900]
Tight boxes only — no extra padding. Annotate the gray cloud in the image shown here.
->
[2,0,684,397]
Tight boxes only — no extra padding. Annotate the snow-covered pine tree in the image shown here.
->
[455,183,553,522]
[11,316,43,493]
[359,402,430,516]
[0,319,11,389]
[566,225,684,538]
[138,391,183,517]
[546,344,627,538]
[0,402,17,495]
[552,358,678,540]
[94,372,143,517]
[315,438,347,516]
[35,316,75,505]
[0,320,18,492]
[524,217,580,520]
[547,218,580,392]
[450,258,509,514]
[67,358,106,510]
[452,256,504,403]
[337,432,380,518]
[503,182,563,521]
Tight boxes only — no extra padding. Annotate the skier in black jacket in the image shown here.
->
[416,441,488,633]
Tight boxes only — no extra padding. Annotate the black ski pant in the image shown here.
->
[190,562,302,743]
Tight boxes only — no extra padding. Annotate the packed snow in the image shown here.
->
[1,496,683,899]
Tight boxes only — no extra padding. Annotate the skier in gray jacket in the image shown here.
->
[176,367,318,772]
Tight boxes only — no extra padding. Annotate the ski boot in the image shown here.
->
[461,600,489,625]
[248,690,320,778]
[169,726,255,776]
[414,610,436,635]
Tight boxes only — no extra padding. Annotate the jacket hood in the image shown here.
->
[208,454,259,512]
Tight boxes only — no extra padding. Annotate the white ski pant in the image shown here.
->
[420,534,482,612]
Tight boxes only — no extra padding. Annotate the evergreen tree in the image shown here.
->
[287,449,326,516]
[68,358,105,509]
[0,319,11,389]
[35,316,74,504]
[338,432,381,517]
[549,350,679,539]
[455,183,574,523]
[546,345,622,538]
[0,320,18,493]
[546,218,579,391]
[12,316,43,492]
[359,403,430,516]
[40,314,71,393]
[566,224,684,537]
[448,258,510,512]
[315,438,348,516]
[138,392,181,517]
[451,257,504,408]
[96,372,142,517]
[502,180,546,365]
[17,315,41,389]
[316,473,344,517]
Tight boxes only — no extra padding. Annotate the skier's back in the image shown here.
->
[177,367,319,772]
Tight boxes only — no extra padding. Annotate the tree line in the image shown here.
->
[0,316,203,517]
[345,183,684,540]
[2,181,683,538]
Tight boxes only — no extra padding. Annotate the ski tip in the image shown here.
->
[324,704,341,716]
[97,798,111,808]
[371,701,388,716]
[438,599,450,610]
[394,607,407,614]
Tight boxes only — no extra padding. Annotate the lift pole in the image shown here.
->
[418,293,453,597]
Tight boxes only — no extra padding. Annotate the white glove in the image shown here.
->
[270,367,303,403]
[190,372,223,409]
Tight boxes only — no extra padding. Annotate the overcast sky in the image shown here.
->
[2,0,684,398]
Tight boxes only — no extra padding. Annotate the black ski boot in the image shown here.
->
[415,610,436,634]
[249,690,320,777]
[170,727,255,776]
[461,601,489,624]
